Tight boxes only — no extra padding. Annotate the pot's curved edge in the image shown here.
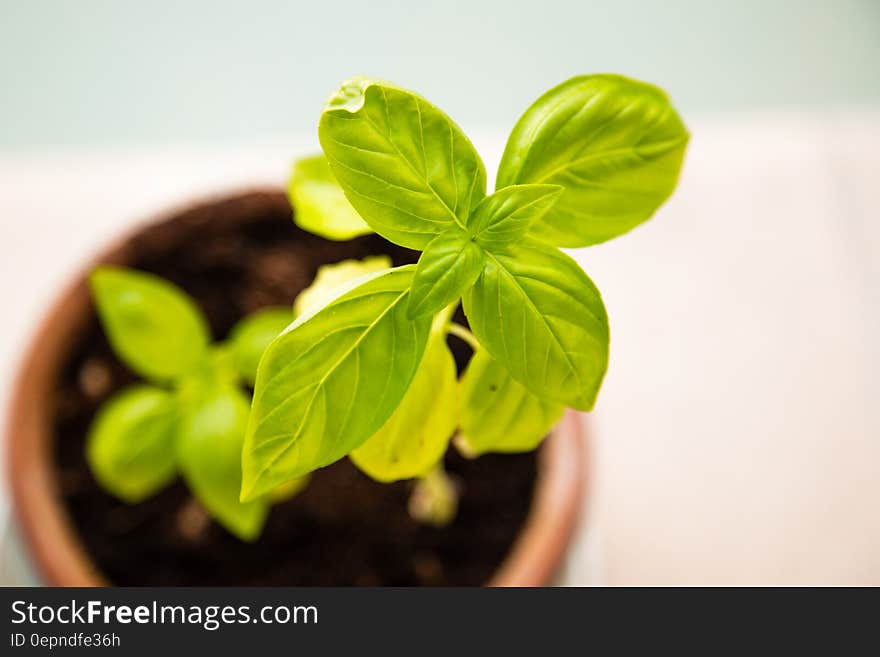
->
[5,266,108,586]
[488,409,588,587]
[5,186,590,587]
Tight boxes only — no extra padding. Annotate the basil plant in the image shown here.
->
[86,74,687,540]
[242,74,689,512]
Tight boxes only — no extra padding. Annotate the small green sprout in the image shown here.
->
[88,268,299,540]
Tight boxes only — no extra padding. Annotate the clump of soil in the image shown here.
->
[51,190,537,586]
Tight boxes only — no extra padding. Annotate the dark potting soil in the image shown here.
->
[51,190,538,586]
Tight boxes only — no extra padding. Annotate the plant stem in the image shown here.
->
[446,323,480,351]
[452,433,478,459]
[408,463,459,527]
[433,302,458,333]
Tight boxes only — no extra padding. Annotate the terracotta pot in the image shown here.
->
[5,189,588,587]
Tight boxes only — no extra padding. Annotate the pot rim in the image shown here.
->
[4,187,587,587]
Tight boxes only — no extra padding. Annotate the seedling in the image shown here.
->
[242,74,689,516]
[86,267,328,540]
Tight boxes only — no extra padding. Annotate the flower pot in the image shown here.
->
[5,189,588,586]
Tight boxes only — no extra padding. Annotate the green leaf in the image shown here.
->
[86,385,177,503]
[180,345,239,392]
[293,255,392,316]
[350,324,458,482]
[228,307,293,385]
[458,350,563,455]
[288,154,372,240]
[406,225,484,319]
[177,385,268,541]
[319,77,486,249]
[497,74,689,247]
[462,240,609,410]
[242,265,432,501]
[267,474,310,503]
[467,184,563,249]
[89,266,210,382]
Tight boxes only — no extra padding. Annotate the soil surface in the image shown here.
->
[51,190,538,586]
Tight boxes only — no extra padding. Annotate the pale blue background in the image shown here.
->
[1,0,879,151]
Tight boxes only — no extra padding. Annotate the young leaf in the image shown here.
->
[242,265,432,501]
[458,350,563,455]
[288,154,372,240]
[176,346,240,405]
[293,255,391,316]
[228,307,293,385]
[319,77,486,249]
[86,385,177,503]
[406,225,484,319]
[177,384,268,541]
[90,266,210,382]
[350,325,458,482]
[467,184,563,249]
[462,240,609,410]
[267,474,311,503]
[496,74,689,247]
